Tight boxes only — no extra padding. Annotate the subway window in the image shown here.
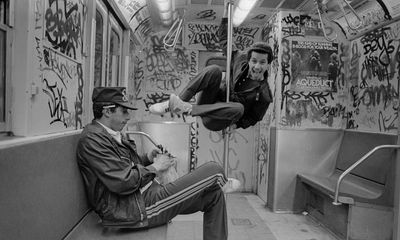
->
[94,0,123,88]
[0,0,10,132]
[107,18,122,87]
[94,7,106,88]
[0,26,5,123]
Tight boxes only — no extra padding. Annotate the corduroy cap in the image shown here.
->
[92,87,137,110]
[247,42,273,63]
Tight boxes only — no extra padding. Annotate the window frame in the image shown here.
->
[95,0,108,87]
[106,14,123,87]
[94,0,123,88]
[0,0,12,133]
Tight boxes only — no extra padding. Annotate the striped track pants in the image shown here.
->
[142,161,228,240]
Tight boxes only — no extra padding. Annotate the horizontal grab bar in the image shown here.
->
[126,131,166,153]
[332,144,400,205]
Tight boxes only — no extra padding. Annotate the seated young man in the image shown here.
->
[149,0,273,131]
[76,87,240,240]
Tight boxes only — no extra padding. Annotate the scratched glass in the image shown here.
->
[108,28,120,86]
[0,0,6,25]
[94,10,104,88]
[0,29,5,122]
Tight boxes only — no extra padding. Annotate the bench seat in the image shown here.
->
[295,130,397,239]
[298,170,384,204]
[65,211,169,240]
[297,130,397,206]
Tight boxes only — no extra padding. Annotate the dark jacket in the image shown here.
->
[218,18,273,129]
[76,120,157,228]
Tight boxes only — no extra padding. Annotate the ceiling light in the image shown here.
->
[162,19,173,26]
[156,0,171,12]
[233,0,258,26]
[159,11,172,20]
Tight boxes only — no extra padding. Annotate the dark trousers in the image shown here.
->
[179,65,244,131]
[143,162,228,240]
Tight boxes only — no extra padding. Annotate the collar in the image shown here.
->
[246,73,264,81]
[96,120,122,144]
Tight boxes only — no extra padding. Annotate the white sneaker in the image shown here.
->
[222,178,241,193]
[149,101,170,115]
[169,94,192,115]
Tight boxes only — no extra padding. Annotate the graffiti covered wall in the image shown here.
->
[346,22,400,133]
[184,21,261,51]
[197,122,256,191]
[131,33,199,122]
[30,0,86,134]
[273,11,400,133]
[129,31,200,170]
[276,11,348,129]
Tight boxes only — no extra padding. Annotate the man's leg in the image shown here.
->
[192,102,244,131]
[149,65,222,115]
[143,162,228,240]
[179,65,222,103]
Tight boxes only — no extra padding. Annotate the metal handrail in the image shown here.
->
[126,130,166,153]
[314,0,337,42]
[163,9,185,51]
[336,0,362,30]
[163,17,183,51]
[222,1,234,177]
[332,144,400,205]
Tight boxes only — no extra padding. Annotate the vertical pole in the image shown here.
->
[223,2,233,177]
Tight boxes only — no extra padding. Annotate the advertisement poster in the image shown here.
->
[291,40,339,92]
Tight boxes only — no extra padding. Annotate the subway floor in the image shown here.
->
[168,193,340,240]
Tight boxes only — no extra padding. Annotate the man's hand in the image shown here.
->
[151,154,176,172]
[147,148,162,163]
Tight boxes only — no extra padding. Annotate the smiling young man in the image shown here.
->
[76,87,240,240]
[149,1,273,131]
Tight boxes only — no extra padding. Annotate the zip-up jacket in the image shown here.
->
[76,120,156,228]
[218,17,273,129]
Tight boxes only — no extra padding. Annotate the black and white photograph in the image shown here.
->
[1,0,400,240]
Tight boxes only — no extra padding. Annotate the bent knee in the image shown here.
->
[231,103,244,119]
[205,65,222,79]
[202,161,224,175]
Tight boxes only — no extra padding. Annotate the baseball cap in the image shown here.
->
[92,87,137,110]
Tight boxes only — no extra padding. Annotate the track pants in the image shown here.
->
[179,65,244,131]
[142,162,228,240]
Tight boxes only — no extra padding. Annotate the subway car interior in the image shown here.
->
[1,0,400,239]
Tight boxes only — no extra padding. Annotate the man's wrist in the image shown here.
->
[147,164,158,173]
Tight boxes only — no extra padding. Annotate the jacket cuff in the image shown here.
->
[145,165,157,173]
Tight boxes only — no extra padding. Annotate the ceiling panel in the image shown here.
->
[281,0,308,9]
[148,0,318,31]
[190,0,209,4]
[259,0,284,8]
[211,0,224,5]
